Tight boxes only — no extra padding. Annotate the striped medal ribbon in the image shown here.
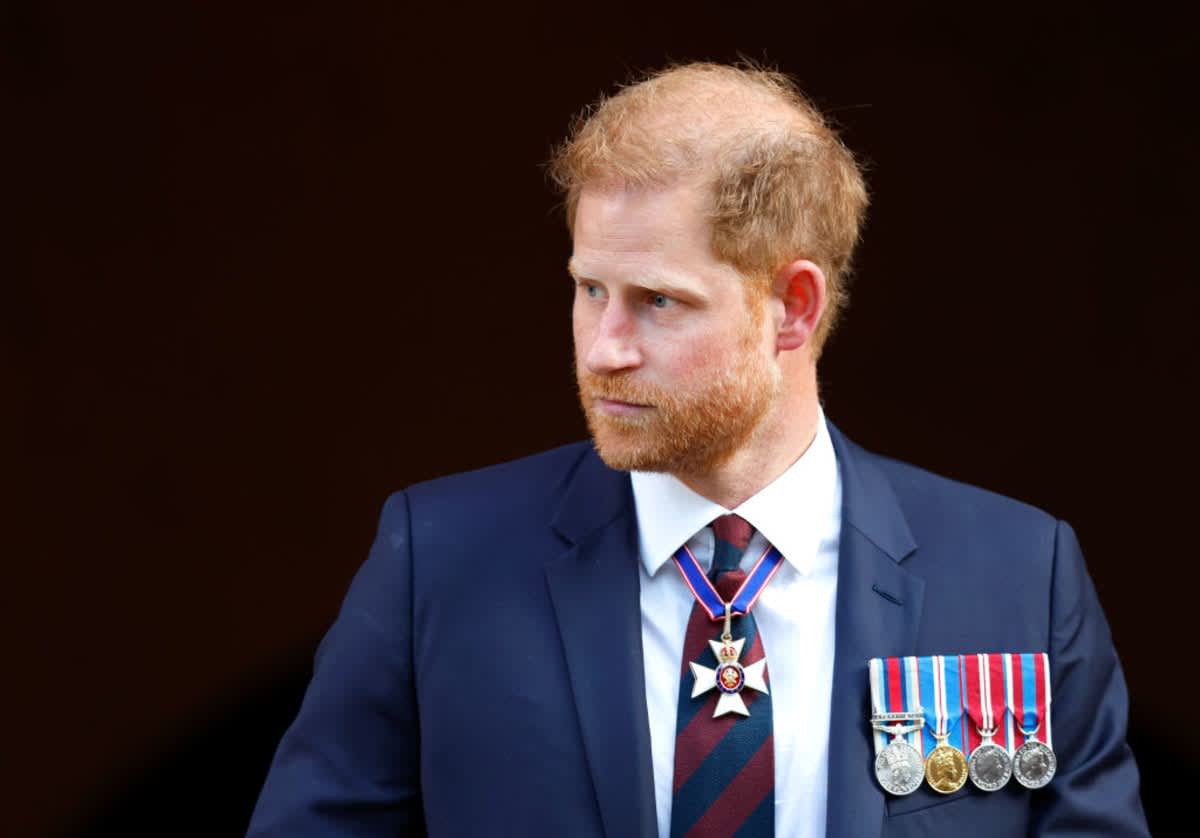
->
[1006,652,1057,789]
[671,542,785,621]
[963,653,1013,791]
[919,654,969,794]
[868,657,926,795]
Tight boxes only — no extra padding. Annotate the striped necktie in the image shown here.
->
[670,514,774,837]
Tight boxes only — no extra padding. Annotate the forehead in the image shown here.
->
[570,182,741,289]
[574,181,706,243]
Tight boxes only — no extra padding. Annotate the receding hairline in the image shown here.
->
[635,70,817,133]
[564,65,827,188]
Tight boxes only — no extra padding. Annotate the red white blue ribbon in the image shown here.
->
[963,653,1010,754]
[671,543,784,621]
[868,655,926,755]
[873,652,1051,758]
[917,654,966,757]
[1005,652,1053,747]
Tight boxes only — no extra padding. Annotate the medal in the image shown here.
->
[965,653,1013,791]
[868,656,927,795]
[869,651,1056,796]
[873,723,925,796]
[919,655,969,794]
[673,543,783,719]
[968,739,1012,791]
[925,734,969,793]
[687,616,769,717]
[1013,735,1057,789]
[1008,653,1057,789]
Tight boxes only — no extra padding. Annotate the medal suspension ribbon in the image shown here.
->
[885,657,927,755]
[671,543,784,636]
[869,657,925,755]
[963,653,1009,753]
[904,657,925,756]
[868,658,889,754]
[1006,652,1053,747]
[918,655,966,757]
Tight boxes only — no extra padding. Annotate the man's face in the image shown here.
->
[570,181,780,476]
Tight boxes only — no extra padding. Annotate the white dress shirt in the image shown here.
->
[631,413,843,838]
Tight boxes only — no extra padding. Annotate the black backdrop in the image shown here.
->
[7,2,1197,835]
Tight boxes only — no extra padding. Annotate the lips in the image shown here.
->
[577,370,663,417]
[596,397,650,409]
[593,396,653,417]
[581,380,658,408]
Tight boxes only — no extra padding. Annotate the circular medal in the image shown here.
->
[968,742,1013,791]
[874,739,924,796]
[715,662,745,694]
[1012,739,1057,789]
[925,743,969,794]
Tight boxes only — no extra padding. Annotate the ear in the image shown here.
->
[771,259,827,352]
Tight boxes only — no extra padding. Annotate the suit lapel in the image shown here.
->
[545,451,657,838]
[825,425,925,838]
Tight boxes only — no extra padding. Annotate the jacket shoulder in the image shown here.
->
[876,450,1056,529]
[836,429,1060,559]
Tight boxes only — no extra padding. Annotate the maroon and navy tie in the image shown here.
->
[670,514,774,837]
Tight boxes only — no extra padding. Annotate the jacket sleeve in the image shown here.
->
[246,491,424,836]
[1030,520,1149,836]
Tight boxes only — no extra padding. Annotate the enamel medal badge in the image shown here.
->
[672,542,784,719]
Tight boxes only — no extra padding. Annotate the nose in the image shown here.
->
[582,302,642,375]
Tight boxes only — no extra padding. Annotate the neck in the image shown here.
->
[674,374,821,509]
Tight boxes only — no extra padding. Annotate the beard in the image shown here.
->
[576,334,780,476]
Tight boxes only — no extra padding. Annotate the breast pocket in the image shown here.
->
[884,783,1030,837]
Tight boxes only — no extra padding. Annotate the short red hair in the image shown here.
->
[549,62,869,356]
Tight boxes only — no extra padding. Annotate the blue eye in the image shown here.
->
[650,293,672,308]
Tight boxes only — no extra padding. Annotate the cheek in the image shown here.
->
[646,331,726,380]
[571,306,593,357]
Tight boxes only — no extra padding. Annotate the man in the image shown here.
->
[248,63,1149,836]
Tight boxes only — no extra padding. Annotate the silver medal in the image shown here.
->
[968,741,1013,791]
[873,725,925,796]
[1012,739,1057,789]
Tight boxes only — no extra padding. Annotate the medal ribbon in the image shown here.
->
[963,653,1009,754]
[905,656,925,756]
[672,543,784,621]
[917,654,966,757]
[1005,652,1053,747]
[1039,652,1053,747]
[868,656,924,755]
[868,657,888,754]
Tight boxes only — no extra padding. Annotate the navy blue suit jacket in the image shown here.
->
[248,424,1149,836]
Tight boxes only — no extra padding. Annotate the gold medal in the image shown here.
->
[924,733,969,793]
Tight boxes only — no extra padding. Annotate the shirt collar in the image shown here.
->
[629,409,840,578]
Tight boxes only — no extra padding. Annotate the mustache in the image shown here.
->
[576,371,663,407]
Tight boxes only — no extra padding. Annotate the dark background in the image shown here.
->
[6,1,1197,835]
